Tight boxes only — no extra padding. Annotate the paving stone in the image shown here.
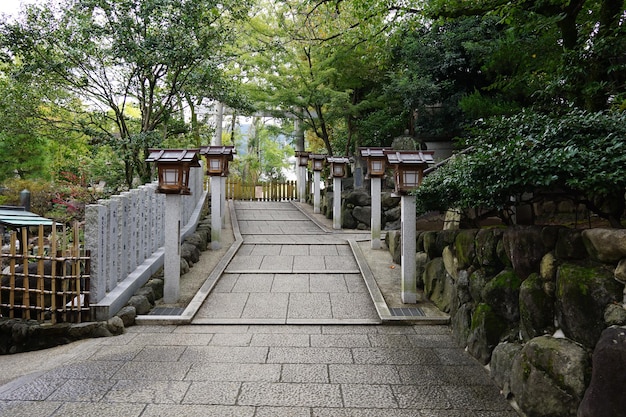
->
[112,361,191,380]
[280,245,310,255]
[104,379,190,404]
[47,378,117,402]
[281,364,329,383]
[242,293,288,319]
[180,346,269,364]
[272,274,310,292]
[341,383,398,408]
[267,347,353,364]
[133,345,186,361]
[52,402,146,417]
[250,244,282,256]
[329,364,401,384]
[292,255,326,271]
[185,363,281,382]
[310,334,371,348]
[392,385,452,409]
[212,273,239,292]
[255,406,311,417]
[352,347,440,365]
[182,381,241,405]
[143,404,254,417]
[309,245,339,256]
[0,400,63,417]
[238,382,342,407]
[259,255,294,271]
[250,333,310,347]
[208,332,253,346]
[0,377,65,401]
[232,274,274,293]
[287,293,332,319]
[309,273,348,293]
[196,293,248,318]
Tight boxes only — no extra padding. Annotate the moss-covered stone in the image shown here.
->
[475,228,505,274]
[502,226,547,280]
[519,273,555,341]
[454,229,477,270]
[467,303,508,364]
[511,335,591,417]
[482,269,522,323]
[556,262,623,348]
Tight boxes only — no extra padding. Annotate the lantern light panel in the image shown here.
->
[359,147,389,178]
[309,154,326,171]
[146,148,201,195]
[200,145,236,176]
[327,156,350,178]
[384,150,435,194]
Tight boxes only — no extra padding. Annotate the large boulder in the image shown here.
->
[556,262,623,348]
[578,326,626,417]
[341,209,358,229]
[519,273,555,341]
[344,189,371,207]
[181,242,200,264]
[423,258,454,312]
[450,302,472,348]
[184,231,208,252]
[554,228,587,260]
[503,227,548,280]
[490,341,523,397]
[582,228,626,263]
[510,336,590,417]
[481,268,522,323]
[352,206,371,226]
[467,303,508,364]
[475,228,505,275]
[381,192,400,210]
[385,230,401,265]
[454,229,477,270]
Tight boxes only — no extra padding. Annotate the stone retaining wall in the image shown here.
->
[387,226,626,417]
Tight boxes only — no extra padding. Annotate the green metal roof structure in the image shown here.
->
[0,207,54,227]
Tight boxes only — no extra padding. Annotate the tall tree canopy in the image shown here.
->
[1,0,251,187]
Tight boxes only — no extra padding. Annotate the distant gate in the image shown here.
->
[226,180,297,201]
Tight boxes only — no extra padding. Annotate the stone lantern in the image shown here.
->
[327,156,350,230]
[359,147,390,249]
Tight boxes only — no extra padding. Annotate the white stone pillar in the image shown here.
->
[371,177,382,249]
[164,195,181,303]
[401,195,417,304]
[211,177,222,249]
[333,177,342,230]
[299,166,307,203]
[313,171,321,214]
[221,176,226,227]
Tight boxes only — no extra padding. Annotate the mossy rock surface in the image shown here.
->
[519,273,555,341]
[482,269,522,323]
[454,229,477,270]
[556,262,622,348]
[467,303,508,364]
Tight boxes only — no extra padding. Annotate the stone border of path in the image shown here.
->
[136,201,449,325]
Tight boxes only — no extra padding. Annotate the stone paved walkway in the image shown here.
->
[193,202,380,324]
[0,201,521,416]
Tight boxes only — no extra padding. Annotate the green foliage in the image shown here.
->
[415,109,626,226]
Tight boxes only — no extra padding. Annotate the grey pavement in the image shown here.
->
[0,201,521,416]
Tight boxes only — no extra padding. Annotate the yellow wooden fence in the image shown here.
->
[226,180,297,201]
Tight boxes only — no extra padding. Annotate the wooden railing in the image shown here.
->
[0,223,90,324]
[226,180,297,201]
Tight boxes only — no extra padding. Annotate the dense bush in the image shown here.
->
[415,109,626,227]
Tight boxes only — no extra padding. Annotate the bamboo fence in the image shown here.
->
[0,223,90,324]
